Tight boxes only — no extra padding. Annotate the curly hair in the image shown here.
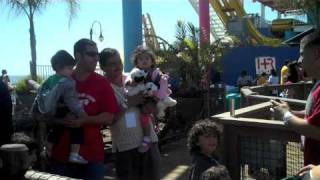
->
[131,45,156,68]
[200,165,231,180]
[188,119,221,154]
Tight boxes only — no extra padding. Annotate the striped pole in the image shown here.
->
[199,0,210,45]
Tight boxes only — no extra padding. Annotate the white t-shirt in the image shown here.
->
[268,75,279,85]
[237,75,253,87]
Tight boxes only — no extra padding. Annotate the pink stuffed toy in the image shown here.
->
[151,68,177,118]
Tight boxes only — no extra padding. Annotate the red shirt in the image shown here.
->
[140,113,152,128]
[51,73,118,162]
[304,81,320,165]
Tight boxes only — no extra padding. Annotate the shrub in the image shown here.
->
[15,75,43,94]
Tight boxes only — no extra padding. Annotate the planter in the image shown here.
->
[165,97,204,132]
[159,97,204,146]
[14,92,36,132]
[175,97,204,122]
[15,92,36,111]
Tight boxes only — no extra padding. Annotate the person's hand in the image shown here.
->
[270,100,290,117]
[64,118,85,128]
[63,113,85,128]
[296,164,315,177]
[127,93,145,107]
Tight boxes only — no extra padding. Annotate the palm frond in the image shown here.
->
[64,0,80,27]
[2,0,29,17]
[183,38,196,50]
[175,20,187,42]
[1,0,79,24]
[186,22,199,44]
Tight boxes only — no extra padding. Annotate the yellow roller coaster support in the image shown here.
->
[209,0,229,26]
[210,0,282,46]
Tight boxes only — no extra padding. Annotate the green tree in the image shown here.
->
[1,0,79,80]
[154,20,239,95]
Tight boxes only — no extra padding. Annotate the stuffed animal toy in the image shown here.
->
[125,68,148,96]
[126,67,176,118]
[144,82,158,97]
[151,68,177,118]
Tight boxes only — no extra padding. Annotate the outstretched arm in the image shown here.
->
[291,110,306,118]
[287,116,320,141]
[271,100,320,141]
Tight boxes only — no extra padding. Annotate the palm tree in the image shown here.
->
[1,0,79,80]
[155,20,240,95]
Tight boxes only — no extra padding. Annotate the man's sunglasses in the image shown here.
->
[84,51,99,57]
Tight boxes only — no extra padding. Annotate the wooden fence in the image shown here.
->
[211,83,312,179]
[212,102,304,179]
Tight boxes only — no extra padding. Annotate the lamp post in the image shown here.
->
[89,20,104,42]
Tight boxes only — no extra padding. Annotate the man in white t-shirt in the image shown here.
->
[237,70,253,88]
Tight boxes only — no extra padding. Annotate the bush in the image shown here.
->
[15,75,43,94]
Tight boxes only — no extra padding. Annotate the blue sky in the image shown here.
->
[0,0,279,75]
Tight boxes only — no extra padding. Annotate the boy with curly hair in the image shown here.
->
[188,119,223,180]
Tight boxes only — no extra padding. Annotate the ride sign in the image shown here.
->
[255,56,276,74]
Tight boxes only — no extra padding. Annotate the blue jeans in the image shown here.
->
[50,161,105,180]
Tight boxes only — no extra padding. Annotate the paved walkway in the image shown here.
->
[105,138,192,180]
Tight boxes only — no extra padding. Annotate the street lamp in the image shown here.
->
[89,20,104,42]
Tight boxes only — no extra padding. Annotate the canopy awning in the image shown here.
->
[282,27,314,46]
[253,0,300,14]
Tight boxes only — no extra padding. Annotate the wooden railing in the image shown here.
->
[240,82,311,110]
[213,83,313,179]
[212,102,304,179]
[24,170,80,180]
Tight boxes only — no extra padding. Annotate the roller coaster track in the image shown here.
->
[210,0,281,46]
[142,13,161,50]
[189,0,281,46]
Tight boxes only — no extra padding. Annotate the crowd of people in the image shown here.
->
[28,39,177,179]
[0,37,227,180]
[236,57,310,90]
[1,30,320,179]
[26,38,228,180]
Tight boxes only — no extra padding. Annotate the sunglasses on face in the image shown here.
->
[84,51,99,57]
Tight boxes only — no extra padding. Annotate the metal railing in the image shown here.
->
[36,65,104,79]
[36,65,54,79]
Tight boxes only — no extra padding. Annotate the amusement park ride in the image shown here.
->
[142,13,174,51]
[143,0,310,48]
[142,13,160,51]
[189,0,310,46]
[142,0,312,85]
